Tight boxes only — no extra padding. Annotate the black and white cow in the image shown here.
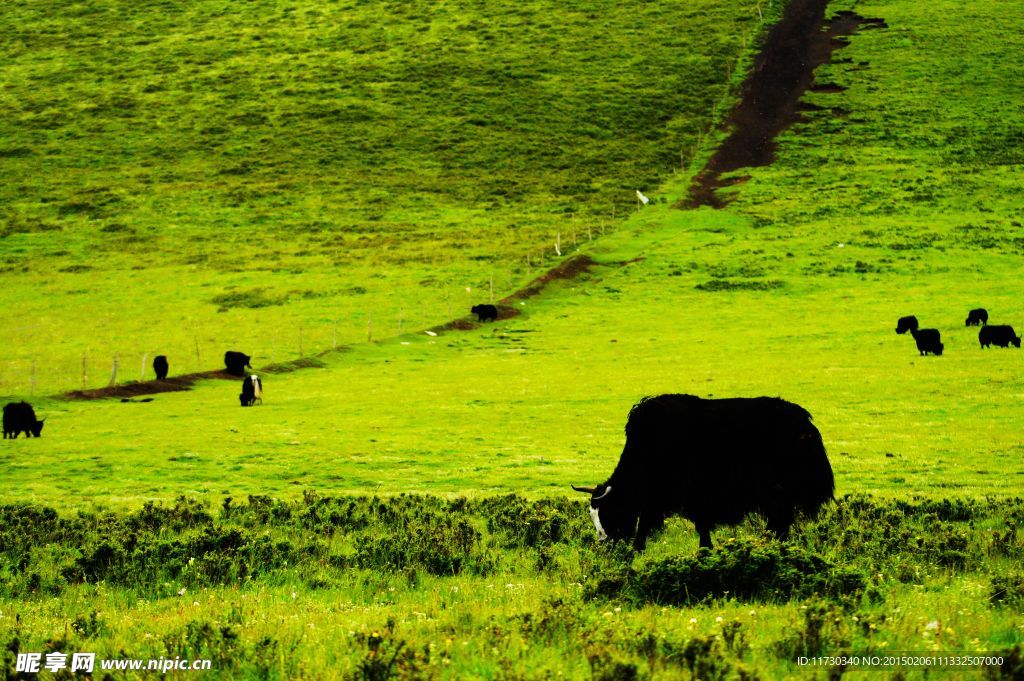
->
[240,375,263,407]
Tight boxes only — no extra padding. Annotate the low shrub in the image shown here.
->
[604,540,865,605]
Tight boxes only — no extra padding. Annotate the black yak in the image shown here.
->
[572,394,834,551]
[965,308,988,327]
[979,325,1021,348]
[910,328,943,356]
[895,315,918,334]
[471,304,498,322]
[3,402,44,439]
[240,375,263,406]
[224,351,252,376]
[153,355,169,380]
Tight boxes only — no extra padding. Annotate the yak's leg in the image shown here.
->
[633,510,664,551]
[766,507,794,542]
[695,523,713,549]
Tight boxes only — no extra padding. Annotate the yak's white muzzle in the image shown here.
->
[589,505,607,541]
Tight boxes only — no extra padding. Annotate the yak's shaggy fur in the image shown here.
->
[574,394,834,550]
[3,401,44,439]
[911,328,943,356]
[895,315,918,334]
[979,324,1021,348]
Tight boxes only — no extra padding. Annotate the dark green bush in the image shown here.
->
[622,541,866,605]
[354,515,491,576]
[990,574,1024,610]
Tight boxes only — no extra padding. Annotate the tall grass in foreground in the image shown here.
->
[2,494,1022,677]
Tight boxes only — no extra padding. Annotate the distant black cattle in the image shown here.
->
[471,304,498,322]
[3,402,44,439]
[153,355,169,380]
[224,351,252,376]
[965,308,988,327]
[240,375,263,407]
[910,328,943,356]
[979,325,1021,349]
[572,394,834,551]
[895,315,919,334]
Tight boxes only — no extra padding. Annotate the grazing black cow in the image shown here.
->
[965,308,988,327]
[3,402,44,439]
[224,351,252,376]
[910,328,943,356]
[239,375,263,407]
[979,325,1021,348]
[153,355,169,380]
[572,394,834,551]
[895,315,919,334]
[471,304,498,322]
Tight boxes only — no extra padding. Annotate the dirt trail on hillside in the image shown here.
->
[61,256,598,400]
[682,0,886,208]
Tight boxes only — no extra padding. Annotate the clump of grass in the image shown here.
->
[354,514,492,576]
[694,279,785,291]
[481,495,577,548]
[351,620,437,681]
[210,287,289,312]
[990,574,1024,610]
[598,540,865,605]
[770,600,849,659]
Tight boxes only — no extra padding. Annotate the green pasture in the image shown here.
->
[0,0,765,394]
[2,0,1024,677]
[6,207,1024,508]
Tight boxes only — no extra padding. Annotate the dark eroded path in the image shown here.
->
[683,0,886,208]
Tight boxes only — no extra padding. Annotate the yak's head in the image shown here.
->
[30,419,44,437]
[572,484,637,542]
[1014,337,1022,348]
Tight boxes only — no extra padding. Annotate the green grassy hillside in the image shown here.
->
[0,0,763,395]
[2,0,1024,677]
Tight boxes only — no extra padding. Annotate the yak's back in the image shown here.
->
[624,394,813,446]
[618,394,833,513]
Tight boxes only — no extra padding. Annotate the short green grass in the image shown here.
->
[0,0,763,394]
[2,0,1024,677]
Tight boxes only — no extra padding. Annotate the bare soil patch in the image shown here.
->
[62,370,239,401]
[501,254,596,303]
[681,1,885,208]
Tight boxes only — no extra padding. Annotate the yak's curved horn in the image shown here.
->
[593,485,612,501]
[571,485,597,494]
